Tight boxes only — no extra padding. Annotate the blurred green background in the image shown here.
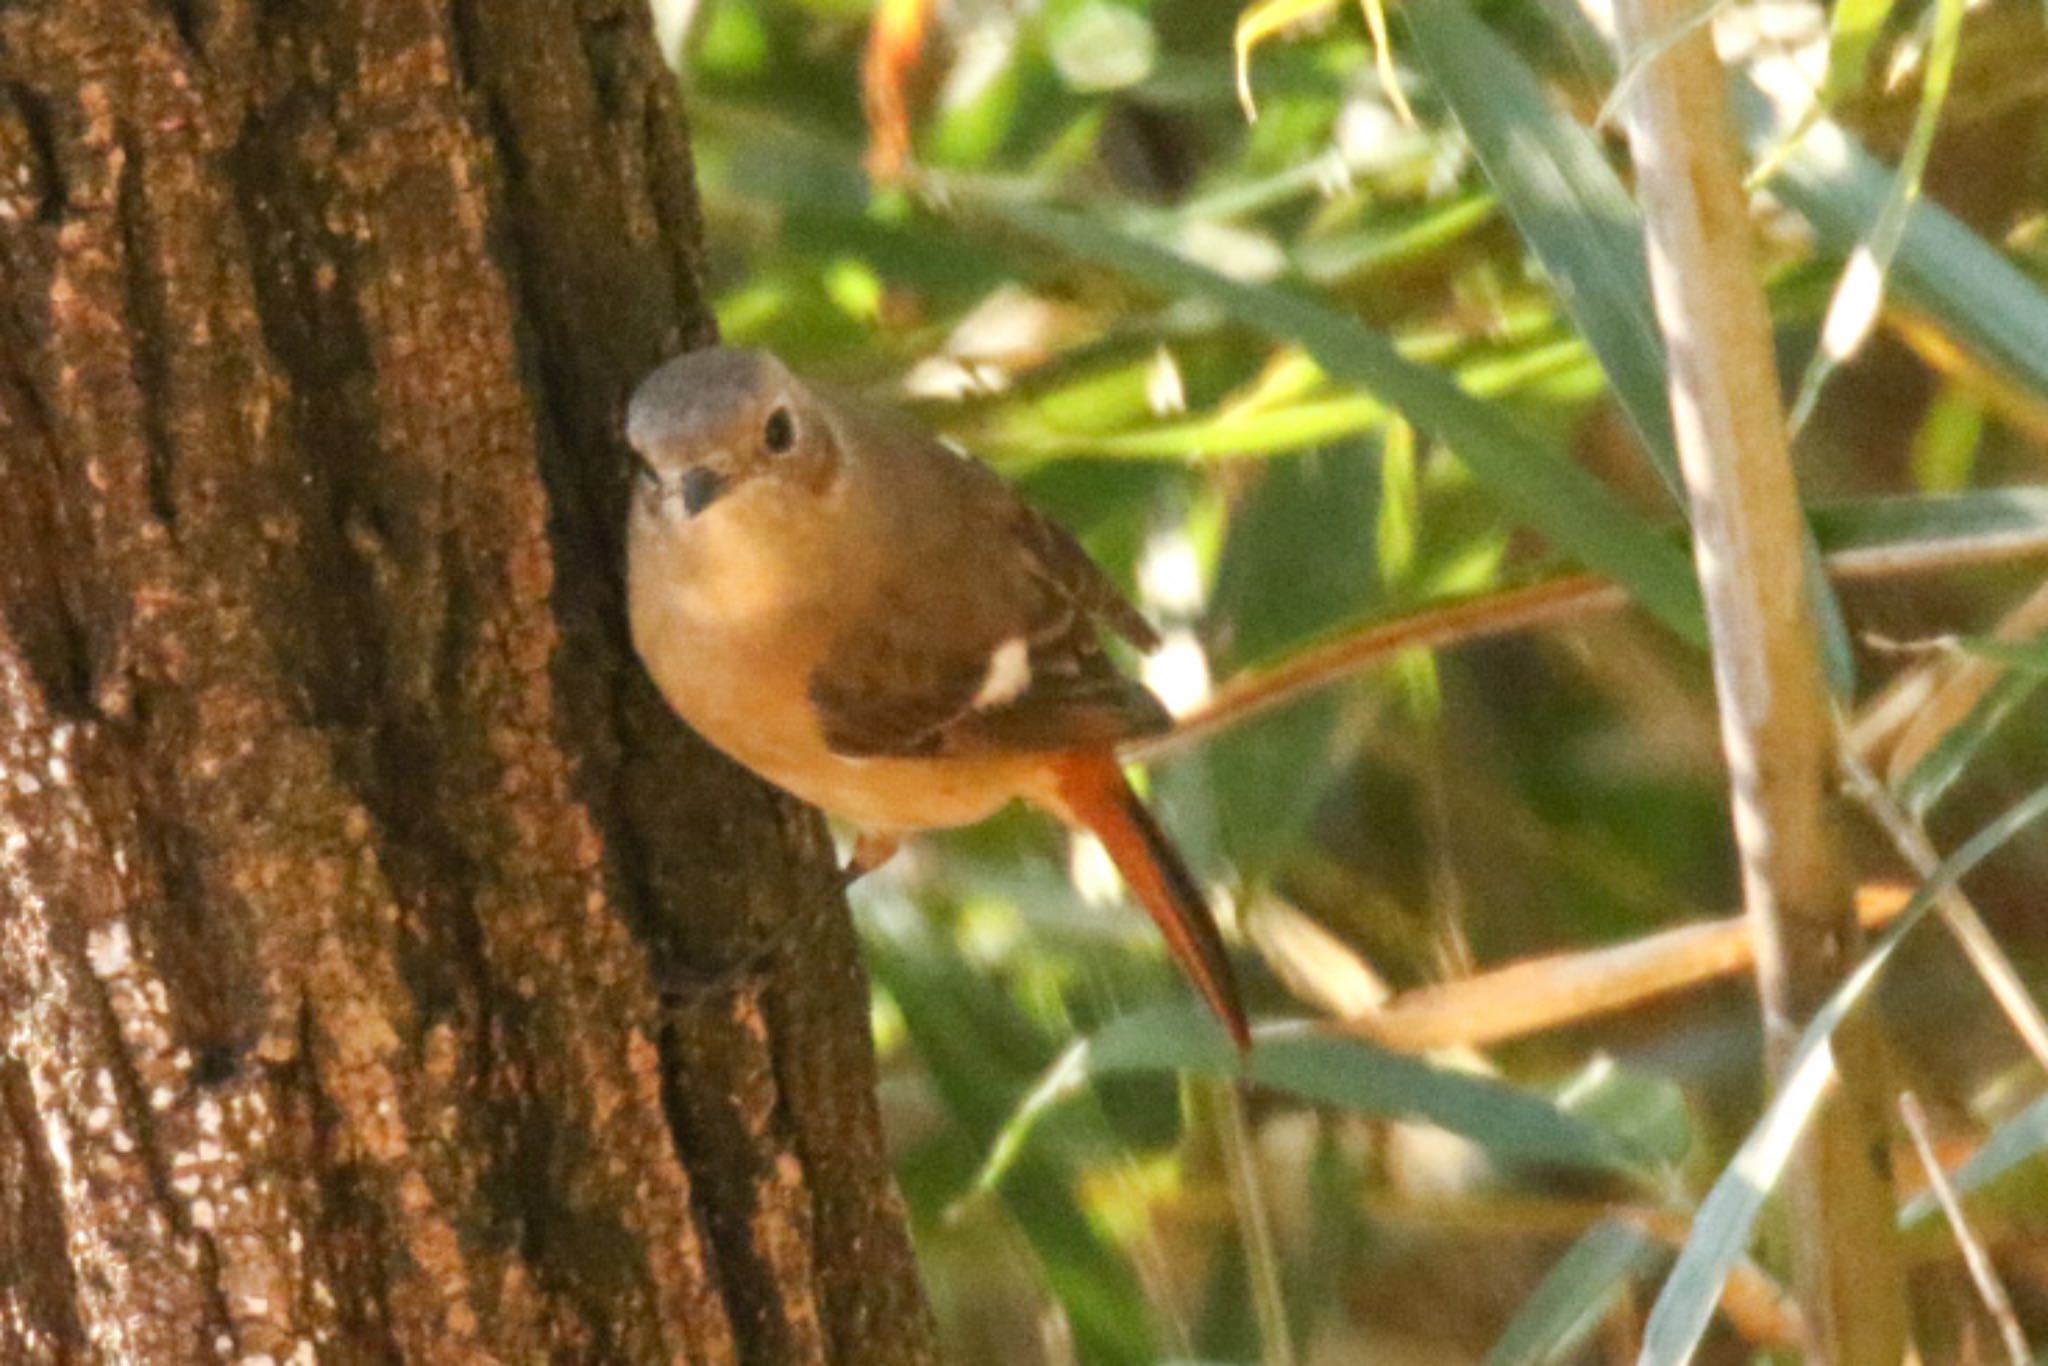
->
[654,0,2048,1358]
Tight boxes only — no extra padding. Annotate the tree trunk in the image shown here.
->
[0,1,935,1361]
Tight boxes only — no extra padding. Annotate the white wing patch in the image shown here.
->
[971,636,1032,710]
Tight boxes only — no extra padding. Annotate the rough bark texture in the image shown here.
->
[0,1,936,1361]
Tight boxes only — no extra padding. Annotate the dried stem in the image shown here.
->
[1216,1080,1296,1366]
[1610,0,1908,1353]
[1335,884,1908,1052]
[1839,743,2048,1074]
[1900,1093,2031,1365]
[1136,526,2048,764]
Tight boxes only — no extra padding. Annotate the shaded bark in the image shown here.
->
[0,0,935,1360]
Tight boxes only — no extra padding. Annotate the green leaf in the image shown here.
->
[1487,1219,1663,1366]
[1234,0,1344,120]
[1736,72,2048,406]
[1784,0,1965,432]
[1641,782,2048,1363]
[938,182,1708,645]
[1807,488,2048,560]
[977,1010,1659,1194]
[1897,668,2046,818]
[1818,0,1898,104]
[865,917,1161,1365]
[1404,0,1864,693]
[1554,1057,1694,1172]
[1050,2,1157,94]
[980,340,1601,463]
[1245,1031,1653,1175]
[1205,441,1382,871]
[1910,385,1986,494]
[1404,0,1680,503]
[1952,636,2048,675]
[1293,192,1500,282]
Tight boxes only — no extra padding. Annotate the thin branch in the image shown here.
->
[1871,579,2048,788]
[1839,741,2048,1074]
[1135,526,2048,763]
[1900,1092,2032,1366]
[1138,574,1618,760]
[1334,884,1909,1052]
[1216,1080,1296,1366]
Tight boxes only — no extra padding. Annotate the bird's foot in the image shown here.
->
[834,830,902,892]
[656,835,898,1010]
[654,899,821,1009]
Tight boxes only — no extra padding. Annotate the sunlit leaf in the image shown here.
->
[1235,0,1414,125]
[937,183,1709,644]
[1050,2,1158,93]
[1738,69,2048,406]
[1909,385,1986,494]
[1785,0,1965,432]
[1404,0,1679,501]
[1819,0,1898,105]
[1404,0,1860,692]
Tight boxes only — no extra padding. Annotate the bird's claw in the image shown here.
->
[654,899,818,1009]
[836,830,902,891]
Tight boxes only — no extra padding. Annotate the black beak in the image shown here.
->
[679,467,728,516]
[628,447,662,490]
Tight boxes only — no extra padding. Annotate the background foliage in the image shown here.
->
[659,0,2048,1357]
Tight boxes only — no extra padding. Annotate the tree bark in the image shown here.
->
[0,1,935,1361]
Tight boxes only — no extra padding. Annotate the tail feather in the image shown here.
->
[1048,752,1250,1051]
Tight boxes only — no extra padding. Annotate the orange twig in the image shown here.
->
[1334,884,1910,1052]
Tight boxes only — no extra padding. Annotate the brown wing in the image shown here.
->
[807,612,990,758]
[1008,499,1161,654]
[807,450,1170,760]
[951,519,1171,752]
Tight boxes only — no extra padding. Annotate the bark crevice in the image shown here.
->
[0,0,936,1360]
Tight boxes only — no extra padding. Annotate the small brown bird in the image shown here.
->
[625,347,1247,1048]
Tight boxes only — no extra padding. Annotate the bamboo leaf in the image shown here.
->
[1488,1219,1663,1365]
[1404,0,1859,691]
[1897,669,2045,818]
[1737,69,2048,406]
[975,1010,1660,1194]
[1641,783,2048,1363]
[1785,0,1966,432]
[937,182,1708,644]
[1404,0,1679,501]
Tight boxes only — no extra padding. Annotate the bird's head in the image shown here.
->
[625,347,839,528]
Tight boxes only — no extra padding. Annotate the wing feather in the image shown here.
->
[806,431,1171,760]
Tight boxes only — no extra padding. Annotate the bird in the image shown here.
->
[624,346,1248,1049]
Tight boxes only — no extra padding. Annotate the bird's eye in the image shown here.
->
[763,405,797,454]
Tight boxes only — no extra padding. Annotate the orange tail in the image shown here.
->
[1047,751,1250,1051]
